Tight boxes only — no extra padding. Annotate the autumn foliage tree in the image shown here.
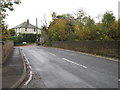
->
[1,24,9,41]
[108,21,119,40]
[74,13,97,40]
[48,13,75,41]
[8,28,16,36]
[0,0,21,41]
[46,10,119,42]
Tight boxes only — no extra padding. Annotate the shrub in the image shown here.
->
[8,36,17,40]
[14,35,23,45]
[44,40,52,46]
[36,42,41,45]
[22,34,37,42]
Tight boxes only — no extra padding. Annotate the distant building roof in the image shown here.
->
[56,16,76,25]
[13,19,38,29]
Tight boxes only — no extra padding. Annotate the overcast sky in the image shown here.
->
[5,0,120,28]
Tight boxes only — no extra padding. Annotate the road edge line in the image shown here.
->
[21,49,33,86]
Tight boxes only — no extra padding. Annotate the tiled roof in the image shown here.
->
[14,21,37,29]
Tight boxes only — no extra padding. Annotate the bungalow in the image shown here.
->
[13,19,41,35]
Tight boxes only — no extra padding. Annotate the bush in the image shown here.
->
[22,34,37,42]
[9,34,40,45]
[36,42,41,45]
[8,36,17,40]
[44,40,52,46]
[14,35,23,45]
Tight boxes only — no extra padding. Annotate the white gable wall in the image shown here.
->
[20,28,36,34]
[15,28,41,35]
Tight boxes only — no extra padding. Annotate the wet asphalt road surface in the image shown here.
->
[21,45,118,88]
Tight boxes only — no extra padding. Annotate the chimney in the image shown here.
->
[27,19,29,24]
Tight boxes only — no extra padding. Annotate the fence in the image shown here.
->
[0,41,14,64]
[52,41,119,59]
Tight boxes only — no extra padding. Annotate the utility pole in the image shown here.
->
[36,18,38,42]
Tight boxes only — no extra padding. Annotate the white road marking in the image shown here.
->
[21,49,33,86]
[48,52,56,56]
[70,54,76,55]
[65,49,74,52]
[42,47,46,48]
[55,47,118,62]
[62,58,87,69]
[118,79,120,82]
[24,70,33,85]
[29,66,32,69]
[58,50,76,55]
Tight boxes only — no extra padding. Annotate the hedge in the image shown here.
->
[22,34,37,42]
[14,34,38,45]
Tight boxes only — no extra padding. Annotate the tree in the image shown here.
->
[40,14,50,45]
[74,9,85,21]
[8,28,16,36]
[48,14,75,41]
[0,0,21,41]
[1,24,9,41]
[102,11,115,28]
[47,10,118,41]
[74,10,97,40]
[108,21,119,40]
[48,18,67,41]
[100,11,115,40]
[51,12,57,20]
[0,0,21,22]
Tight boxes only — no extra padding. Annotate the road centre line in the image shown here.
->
[58,50,76,56]
[62,58,87,69]
[48,52,56,56]
[70,54,76,55]
[55,48,118,62]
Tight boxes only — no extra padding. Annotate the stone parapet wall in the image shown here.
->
[0,42,2,64]
[0,41,13,64]
[52,41,119,59]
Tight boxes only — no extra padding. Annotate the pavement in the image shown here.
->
[2,47,26,88]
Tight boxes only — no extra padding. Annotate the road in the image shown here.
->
[21,45,118,88]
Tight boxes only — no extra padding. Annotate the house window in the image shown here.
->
[19,28,20,33]
[25,28,27,31]
[34,28,36,32]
